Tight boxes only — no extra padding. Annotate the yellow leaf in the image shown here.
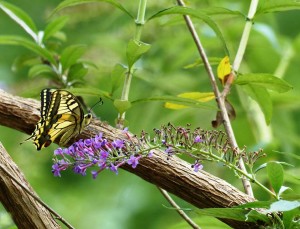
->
[165,103,188,109]
[178,92,215,101]
[164,92,215,110]
[217,56,231,85]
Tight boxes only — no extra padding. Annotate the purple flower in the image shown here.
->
[193,163,203,172]
[52,164,61,177]
[148,151,154,158]
[194,135,203,143]
[83,147,94,156]
[73,164,89,176]
[112,139,124,149]
[127,155,140,169]
[165,147,173,154]
[68,145,75,154]
[91,170,99,179]
[101,139,108,147]
[109,163,118,175]
[122,127,129,133]
[84,138,93,147]
[54,148,63,155]
[51,160,69,177]
[75,139,85,151]
[100,150,109,160]
[92,140,102,149]
[52,131,152,179]
[98,161,107,169]
[95,133,103,140]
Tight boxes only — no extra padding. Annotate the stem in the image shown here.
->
[116,0,147,128]
[135,0,147,40]
[176,0,254,197]
[185,147,276,198]
[274,41,294,78]
[232,0,258,72]
[158,187,201,229]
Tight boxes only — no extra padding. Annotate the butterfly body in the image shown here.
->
[26,89,92,150]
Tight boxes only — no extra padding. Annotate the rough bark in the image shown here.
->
[0,89,261,228]
[0,142,60,228]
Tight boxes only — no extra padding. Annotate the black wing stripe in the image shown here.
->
[28,89,88,150]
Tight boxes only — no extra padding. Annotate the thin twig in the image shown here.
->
[157,187,200,229]
[176,0,254,197]
[0,164,75,229]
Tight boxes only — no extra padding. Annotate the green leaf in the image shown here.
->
[148,6,229,55]
[283,208,300,229]
[236,200,275,209]
[256,0,300,15]
[196,208,269,223]
[201,7,245,17]
[111,64,127,94]
[273,93,300,110]
[0,1,38,41]
[266,200,300,213]
[0,35,56,64]
[278,186,292,197]
[179,216,231,229]
[281,193,300,201]
[44,16,69,41]
[50,31,67,42]
[68,87,111,99]
[126,39,151,68]
[132,95,217,110]
[245,210,271,223]
[184,57,222,69]
[28,64,54,78]
[52,0,133,19]
[12,55,40,71]
[273,150,300,161]
[267,162,284,196]
[113,99,132,114]
[241,85,272,124]
[235,73,293,93]
[60,45,86,71]
[68,63,88,81]
[254,163,267,174]
[255,161,293,174]
[79,60,98,70]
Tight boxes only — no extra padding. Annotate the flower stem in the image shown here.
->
[189,147,276,198]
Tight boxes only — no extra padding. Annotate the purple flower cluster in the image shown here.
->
[52,132,143,179]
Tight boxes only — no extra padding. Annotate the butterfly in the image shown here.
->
[25,88,92,150]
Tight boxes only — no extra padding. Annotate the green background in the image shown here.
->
[0,0,299,228]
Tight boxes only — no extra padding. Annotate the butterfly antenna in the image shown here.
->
[88,98,103,117]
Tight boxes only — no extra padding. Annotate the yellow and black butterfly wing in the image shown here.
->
[26,89,91,150]
[25,89,54,149]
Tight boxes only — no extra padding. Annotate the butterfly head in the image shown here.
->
[84,113,92,127]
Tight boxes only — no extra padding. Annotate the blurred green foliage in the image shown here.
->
[0,0,300,228]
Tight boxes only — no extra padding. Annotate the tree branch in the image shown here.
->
[0,142,61,229]
[0,89,260,228]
